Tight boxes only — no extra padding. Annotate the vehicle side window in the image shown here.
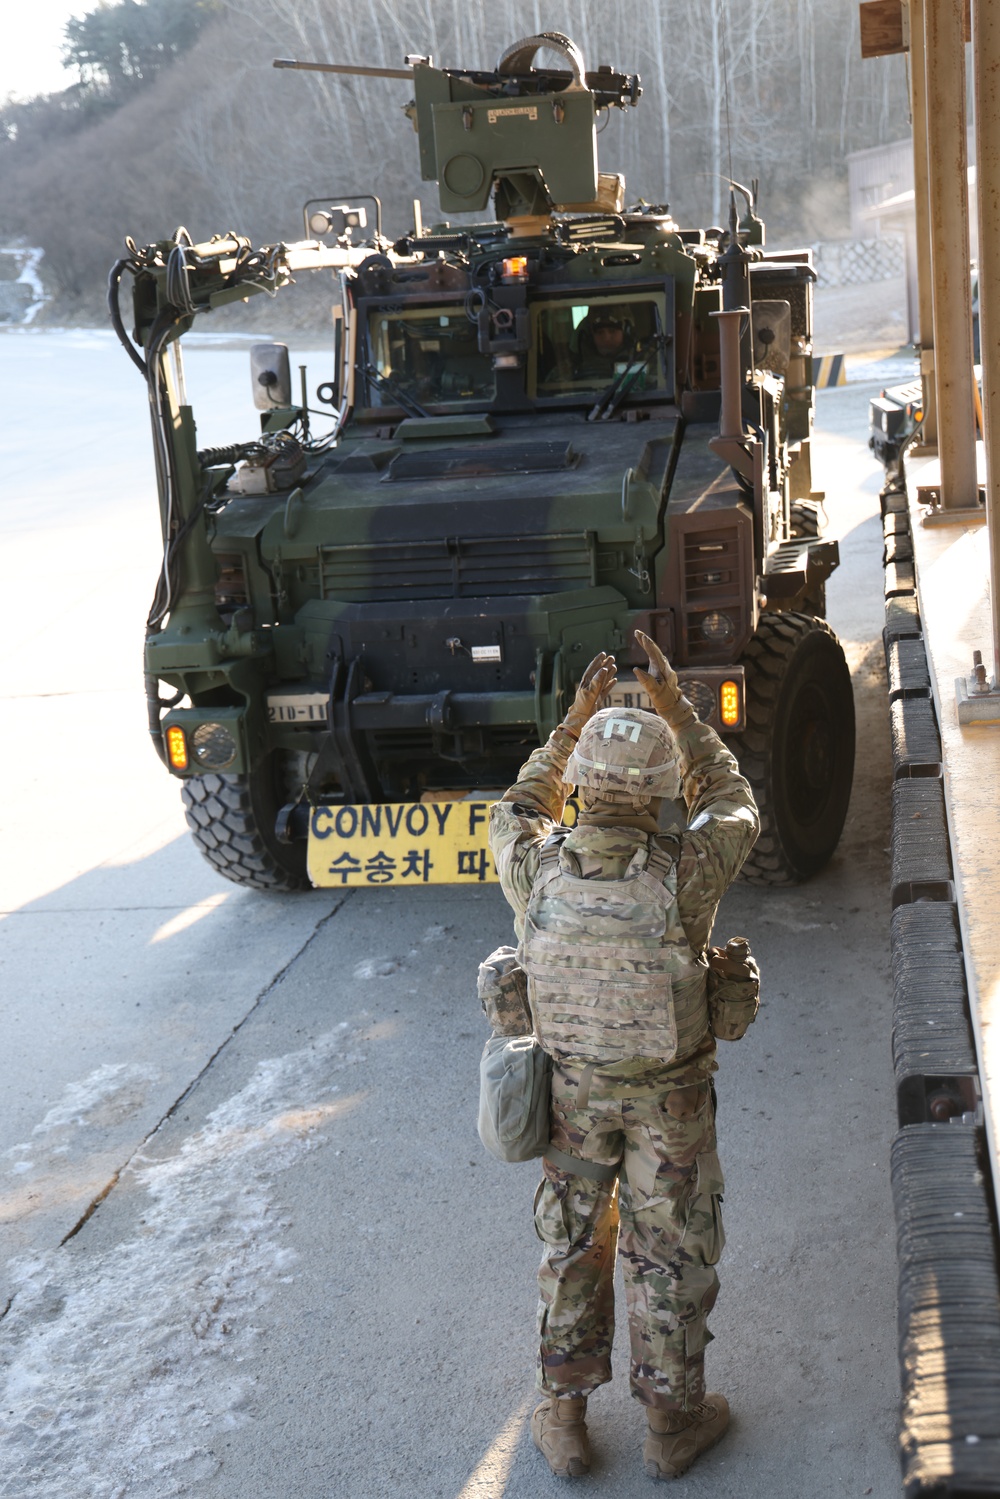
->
[366,307,496,405]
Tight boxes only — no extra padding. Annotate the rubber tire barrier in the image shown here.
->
[885,594,922,641]
[886,530,915,564]
[890,779,953,908]
[886,560,917,596]
[891,903,976,1089]
[736,612,855,883]
[890,698,942,775]
[182,768,309,892]
[881,479,1000,1495]
[887,639,932,699]
[893,1126,1000,1497]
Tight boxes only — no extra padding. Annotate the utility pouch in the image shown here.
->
[478,945,532,1037]
[478,1034,553,1163]
[707,936,760,1042]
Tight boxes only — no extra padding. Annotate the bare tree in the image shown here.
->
[0,0,913,318]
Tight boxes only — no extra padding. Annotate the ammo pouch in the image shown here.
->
[477,1034,552,1163]
[706,937,760,1042]
[478,945,533,1037]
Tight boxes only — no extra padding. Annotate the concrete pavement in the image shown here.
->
[0,332,902,1496]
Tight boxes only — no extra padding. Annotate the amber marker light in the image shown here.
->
[166,725,188,770]
[501,255,529,281]
[719,680,740,728]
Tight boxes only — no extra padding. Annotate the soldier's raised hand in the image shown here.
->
[634,629,689,724]
[563,651,617,736]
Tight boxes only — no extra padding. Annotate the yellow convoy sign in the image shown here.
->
[307,797,580,888]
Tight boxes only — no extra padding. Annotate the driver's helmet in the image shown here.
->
[583,309,630,344]
[563,707,681,798]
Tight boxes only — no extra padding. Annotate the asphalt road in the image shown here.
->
[0,331,902,1498]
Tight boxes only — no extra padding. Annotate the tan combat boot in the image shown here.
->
[643,1393,730,1479]
[531,1395,591,1478]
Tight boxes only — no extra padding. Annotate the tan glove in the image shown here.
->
[633,629,694,728]
[561,651,617,739]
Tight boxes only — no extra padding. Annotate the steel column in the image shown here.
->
[924,0,978,508]
[909,0,938,449]
[972,0,1000,682]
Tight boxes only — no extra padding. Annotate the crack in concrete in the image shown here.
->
[0,889,353,1320]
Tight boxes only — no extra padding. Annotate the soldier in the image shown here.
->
[572,309,633,378]
[488,632,760,1481]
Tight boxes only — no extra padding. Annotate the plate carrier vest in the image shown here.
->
[519,830,710,1064]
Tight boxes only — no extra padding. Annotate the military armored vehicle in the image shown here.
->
[869,376,923,486]
[111,32,854,891]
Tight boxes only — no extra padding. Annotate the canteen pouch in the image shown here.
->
[706,937,760,1042]
[478,1034,552,1163]
[478,945,533,1037]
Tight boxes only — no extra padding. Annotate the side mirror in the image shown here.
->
[751,301,791,376]
[250,342,292,410]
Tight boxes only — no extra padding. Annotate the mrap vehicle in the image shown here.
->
[111,31,854,892]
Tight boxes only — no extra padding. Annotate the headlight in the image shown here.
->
[699,610,736,644]
[683,679,716,721]
[191,722,237,769]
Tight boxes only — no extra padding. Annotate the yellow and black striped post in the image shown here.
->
[814,352,847,388]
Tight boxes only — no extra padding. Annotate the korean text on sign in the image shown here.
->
[306,800,498,887]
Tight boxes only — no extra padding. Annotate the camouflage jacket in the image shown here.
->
[488,712,759,1084]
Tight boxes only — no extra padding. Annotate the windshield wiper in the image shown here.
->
[364,363,430,419]
[587,348,653,422]
[587,306,671,421]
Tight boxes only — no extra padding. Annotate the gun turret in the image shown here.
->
[275,32,641,224]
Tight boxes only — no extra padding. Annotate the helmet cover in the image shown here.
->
[563,707,681,798]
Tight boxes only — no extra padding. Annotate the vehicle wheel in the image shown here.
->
[181,759,309,891]
[735,612,855,883]
[790,500,823,539]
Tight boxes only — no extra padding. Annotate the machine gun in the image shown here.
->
[275,32,641,220]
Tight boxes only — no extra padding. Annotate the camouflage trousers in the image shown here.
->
[534,1059,724,1412]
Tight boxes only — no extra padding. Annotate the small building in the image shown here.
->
[847,134,977,344]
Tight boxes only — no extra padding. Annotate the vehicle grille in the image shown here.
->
[311,532,596,602]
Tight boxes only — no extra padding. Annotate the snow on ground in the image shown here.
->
[0,1026,366,1498]
[7,1065,162,1160]
[1,1065,163,1234]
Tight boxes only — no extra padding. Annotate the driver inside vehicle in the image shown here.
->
[534,298,662,394]
[573,309,635,378]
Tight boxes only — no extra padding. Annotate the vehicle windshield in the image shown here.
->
[366,305,496,407]
[529,294,668,401]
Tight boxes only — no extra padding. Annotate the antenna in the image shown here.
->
[720,1,735,192]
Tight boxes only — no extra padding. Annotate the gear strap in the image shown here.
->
[544,1145,621,1183]
[575,1061,597,1109]
[646,831,680,883]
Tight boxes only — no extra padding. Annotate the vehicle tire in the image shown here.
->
[181,760,309,892]
[735,612,855,884]
[789,500,823,539]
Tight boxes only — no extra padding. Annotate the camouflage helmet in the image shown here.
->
[563,707,681,798]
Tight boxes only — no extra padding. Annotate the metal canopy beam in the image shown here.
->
[923,0,978,510]
[908,0,938,449]
[972,0,1000,683]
